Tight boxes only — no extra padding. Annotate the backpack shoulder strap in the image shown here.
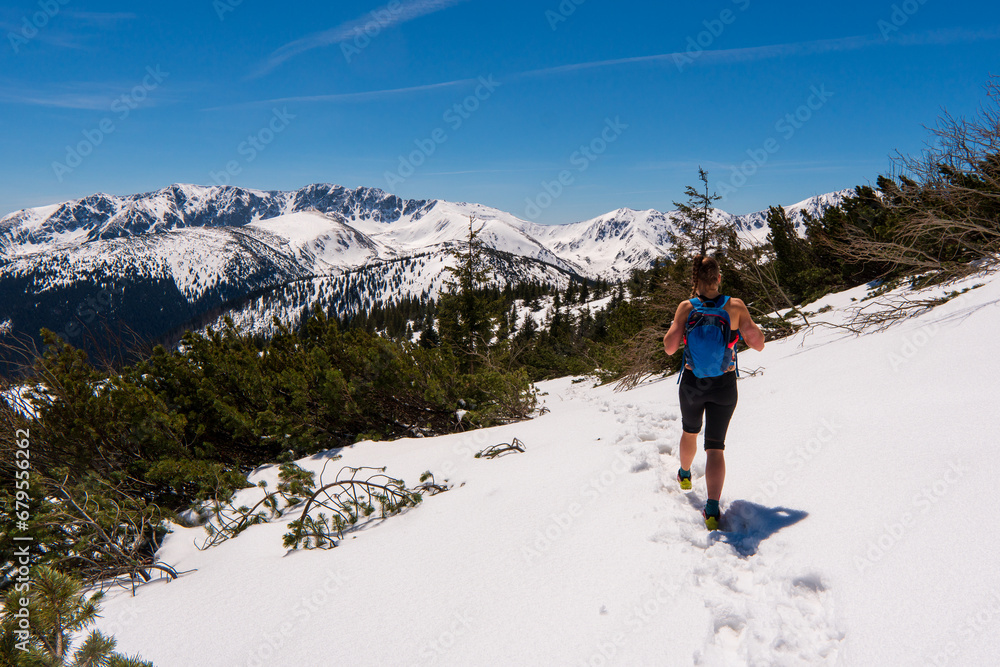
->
[695,295,730,309]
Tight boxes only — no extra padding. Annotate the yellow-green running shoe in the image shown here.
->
[677,468,692,491]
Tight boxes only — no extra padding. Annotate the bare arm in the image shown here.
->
[663,301,693,356]
[732,298,765,351]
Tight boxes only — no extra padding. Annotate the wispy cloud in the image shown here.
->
[0,10,136,52]
[0,91,117,110]
[750,160,888,175]
[513,27,1000,79]
[892,25,1000,46]
[633,160,730,172]
[0,77,183,111]
[8,30,88,50]
[0,82,134,110]
[204,77,480,111]
[422,167,556,176]
[252,0,471,78]
[216,27,1000,111]
[634,159,881,173]
[62,11,138,26]
[0,9,136,32]
[514,35,882,79]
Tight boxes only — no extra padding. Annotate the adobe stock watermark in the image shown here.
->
[521,449,633,565]
[40,286,122,357]
[854,461,968,575]
[888,322,941,372]
[244,568,349,667]
[577,577,682,667]
[7,0,70,54]
[340,0,404,63]
[878,0,930,40]
[51,66,170,183]
[383,75,500,189]
[750,417,841,505]
[887,284,990,372]
[923,589,1000,667]
[523,117,628,220]
[210,107,296,186]
[9,427,33,654]
[673,0,752,72]
[545,0,586,31]
[718,84,833,200]
[413,610,475,665]
[213,0,243,21]
[98,601,141,649]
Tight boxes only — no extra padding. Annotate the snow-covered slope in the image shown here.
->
[216,250,581,338]
[90,267,1000,666]
[526,208,679,277]
[245,210,386,271]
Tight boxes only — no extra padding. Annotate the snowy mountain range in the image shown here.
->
[0,183,852,366]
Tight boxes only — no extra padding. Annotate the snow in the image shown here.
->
[0,384,43,419]
[342,199,575,274]
[525,207,681,278]
[784,189,854,215]
[511,293,615,334]
[733,188,855,246]
[30,204,63,220]
[86,268,1000,666]
[247,210,383,269]
[248,211,343,246]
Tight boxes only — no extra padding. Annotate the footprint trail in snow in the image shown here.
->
[591,390,846,666]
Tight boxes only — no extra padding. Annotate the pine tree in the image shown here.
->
[670,167,727,257]
[765,205,812,300]
[437,216,496,369]
[0,566,154,666]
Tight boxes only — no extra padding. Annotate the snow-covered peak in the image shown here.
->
[785,188,856,215]
[734,188,857,243]
[246,210,383,270]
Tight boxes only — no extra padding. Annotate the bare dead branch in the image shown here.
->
[474,438,526,459]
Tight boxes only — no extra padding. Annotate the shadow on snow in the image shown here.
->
[714,500,808,558]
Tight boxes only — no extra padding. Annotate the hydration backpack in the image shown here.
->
[681,295,740,379]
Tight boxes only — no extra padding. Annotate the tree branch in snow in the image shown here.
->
[283,464,424,550]
[34,475,179,593]
[474,438,526,459]
[808,282,986,337]
[196,462,317,550]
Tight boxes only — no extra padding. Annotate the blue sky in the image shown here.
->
[1,0,998,224]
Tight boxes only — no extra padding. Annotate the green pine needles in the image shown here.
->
[191,460,443,552]
[1,306,533,582]
[670,167,727,258]
[0,566,154,667]
[282,465,425,550]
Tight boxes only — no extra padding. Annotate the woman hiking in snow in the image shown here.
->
[662,256,765,529]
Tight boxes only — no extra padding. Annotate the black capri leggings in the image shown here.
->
[679,371,738,450]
